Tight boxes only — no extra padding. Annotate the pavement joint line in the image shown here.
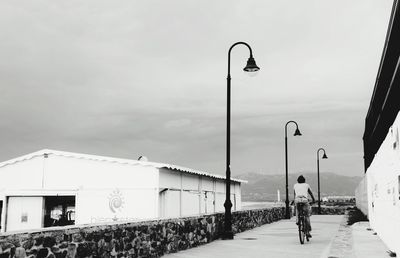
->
[324,214,355,258]
[319,217,343,258]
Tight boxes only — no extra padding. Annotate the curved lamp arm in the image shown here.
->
[317,148,328,160]
[285,120,301,136]
[228,42,256,76]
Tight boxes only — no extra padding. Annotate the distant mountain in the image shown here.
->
[237,172,362,202]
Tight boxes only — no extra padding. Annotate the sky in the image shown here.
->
[0,0,394,177]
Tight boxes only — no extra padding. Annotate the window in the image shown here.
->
[43,196,75,227]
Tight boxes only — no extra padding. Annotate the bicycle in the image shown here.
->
[296,202,310,244]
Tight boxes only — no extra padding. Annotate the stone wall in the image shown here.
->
[0,207,284,258]
[311,206,352,215]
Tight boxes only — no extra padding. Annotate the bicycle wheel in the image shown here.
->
[305,217,309,242]
[298,216,305,244]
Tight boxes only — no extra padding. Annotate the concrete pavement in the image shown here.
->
[352,222,391,258]
[162,215,391,258]
[163,215,342,258]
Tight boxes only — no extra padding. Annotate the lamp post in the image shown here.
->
[317,148,328,214]
[284,121,302,219]
[223,42,259,239]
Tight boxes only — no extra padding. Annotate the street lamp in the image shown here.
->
[284,121,302,219]
[223,42,259,239]
[317,148,328,214]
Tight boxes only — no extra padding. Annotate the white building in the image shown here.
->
[359,113,400,254]
[0,149,244,233]
[358,1,400,254]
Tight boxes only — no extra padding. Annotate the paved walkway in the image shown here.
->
[163,215,341,258]
[162,215,390,258]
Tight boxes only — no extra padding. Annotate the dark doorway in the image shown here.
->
[44,196,75,227]
[0,200,2,230]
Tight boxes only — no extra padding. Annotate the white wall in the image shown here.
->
[0,154,159,190]
[158,169,242,217]
[76,188,158,224]
[45,156,159,224]
[182,191,200,216]
[0,157,44,190]
[234,182,242,210]
[215,180,226,213]
[204,192,214,214]
[365,112,400,254]
[43,155,158,189]
[159,190,180,218]
[214,180,240,212]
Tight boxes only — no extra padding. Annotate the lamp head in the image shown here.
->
[294,128,302,136]
[322,153,328,159]
[243,56,260,73]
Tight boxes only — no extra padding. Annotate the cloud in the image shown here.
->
[0,0,393,177]
[164,119,192,129]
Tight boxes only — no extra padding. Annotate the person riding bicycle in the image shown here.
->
[293,175,315,238]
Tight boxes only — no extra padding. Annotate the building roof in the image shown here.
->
[0,149,246,183]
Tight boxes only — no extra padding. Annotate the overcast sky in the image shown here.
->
[0,0,394,177]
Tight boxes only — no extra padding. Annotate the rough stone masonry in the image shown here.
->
[0,207,285,258]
